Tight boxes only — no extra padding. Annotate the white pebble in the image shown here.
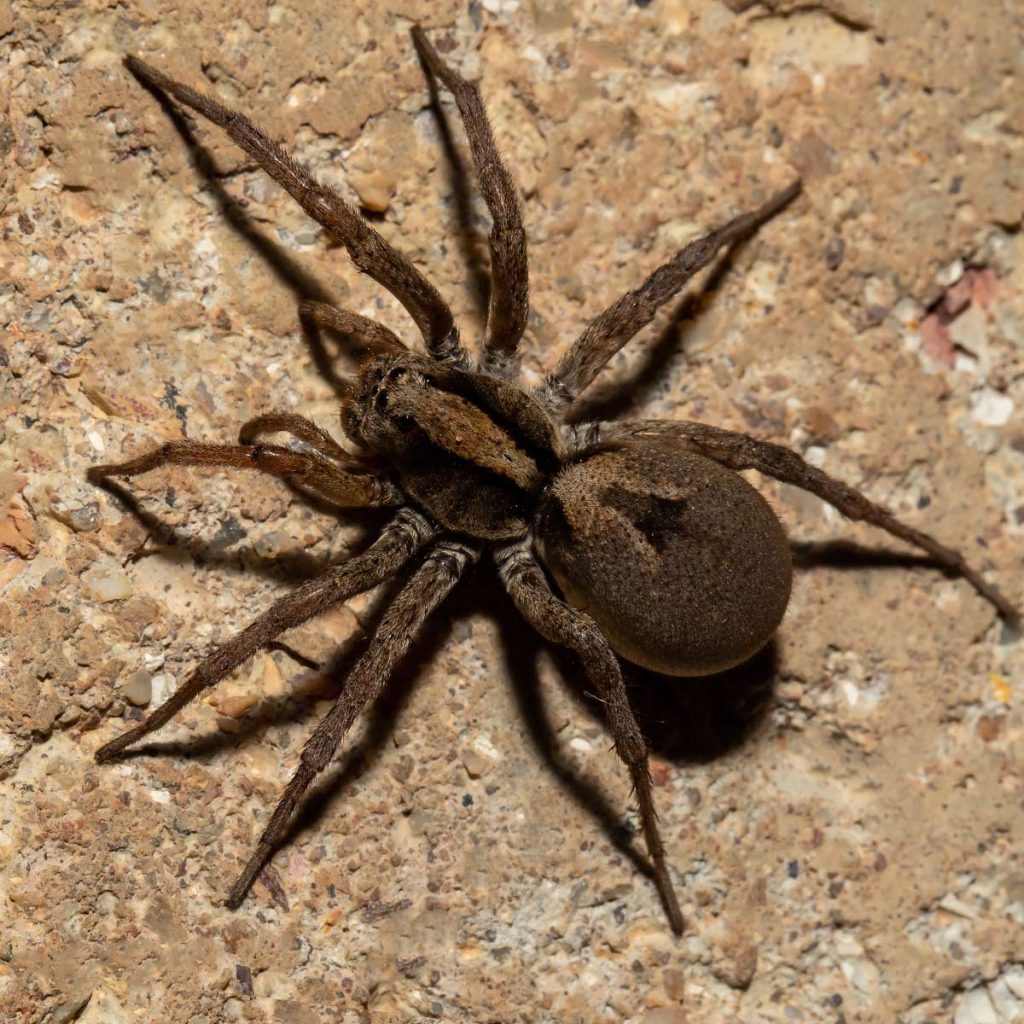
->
[971,390,1014,427]
[937,258,965,288]
[805,445,827,468]
[955,988,999,1024]
[150,674,176,704]
[992,970,1024,1019]
[1002,965,1024,999]
[0,731,18,760]
[85,565,133,602]
[650,81,705,112]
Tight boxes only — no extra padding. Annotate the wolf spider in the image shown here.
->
[89,26,1017,934]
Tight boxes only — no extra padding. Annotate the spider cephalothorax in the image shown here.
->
[89,26,1017,935]
[344,351,562,538]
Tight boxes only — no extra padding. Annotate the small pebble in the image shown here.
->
[252,529,288,559]
[936,258,964,288]
[214,693,258,719]
[57,704,82,726]
[348,169,392,212]
[713,937,759,990]
[150,673,175,704]
[460,747,490,779]
[197,821,224,846]
[942,274,973,318]
[919,314,955,367]
[121,670,152,707]
[84,565,133,602]
[971,389,1013,427]
[954,987,999,1024]
[642,1010,687,1024]
[235,964,254,997]
[96,891,117,914]
[49,991,93,1024]
[825,236,845,270]
[67,503,101,532]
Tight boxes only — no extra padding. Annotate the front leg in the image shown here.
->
[543,181,801,413]
[124,55,464,363]
[495,540,684,935]
[89,437,401,509]
[411,26,530,363]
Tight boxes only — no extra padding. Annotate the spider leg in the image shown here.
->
[298,300,406,355]
[123,55,465,364]
[89,438,402,510]
[602,419,1020,624]
[227,535,479,908]
[94,509,437,763]
[237,411,351,458]
[411,26,529,367]
[543,180,801,413]
[495,541,685,935]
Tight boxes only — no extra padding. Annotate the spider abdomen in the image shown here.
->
[534,440,792,676]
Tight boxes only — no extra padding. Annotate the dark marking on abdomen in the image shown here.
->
[600,484,689,554]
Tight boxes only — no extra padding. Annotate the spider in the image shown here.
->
[88,26,1017,935]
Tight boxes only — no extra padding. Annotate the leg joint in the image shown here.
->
[428,538,480,578]
[389,508,438,550]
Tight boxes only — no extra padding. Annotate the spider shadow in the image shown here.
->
[92,475,386,587]
[110,564,770,900]
[790,538,952,576]
[113,562,466,870]
[790,537,970,608]
[130,70,353,398]
[131,55,497,393]
[485,537,955,878]
[277,582,468,858]
[491,583,778,890]
[111,570,406,765]
[108,536,944,906]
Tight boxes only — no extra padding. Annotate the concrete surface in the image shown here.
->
[2,1,1023,1021]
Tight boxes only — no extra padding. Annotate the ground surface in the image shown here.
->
[2,1,1024,1022]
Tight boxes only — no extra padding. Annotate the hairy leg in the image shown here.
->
[227,536,479,907]
[602,419,1019,623]
[89,438,401,509]
[411,26,529,365]
[124,55,464,364]
[495,541,684,934]
[238,411,351,458]
[545,181,801,412]
[94,509,438,763]
[298,300,406,355]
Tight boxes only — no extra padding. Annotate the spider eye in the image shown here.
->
[396,414,415,433]
[375,392,389,411]
[387,366,407,380]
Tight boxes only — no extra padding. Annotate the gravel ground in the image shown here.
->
[2,1,1023,1022]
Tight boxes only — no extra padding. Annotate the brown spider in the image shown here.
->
[89,27,1017,935]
